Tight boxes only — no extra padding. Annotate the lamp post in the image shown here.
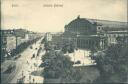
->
[73,51,75,64]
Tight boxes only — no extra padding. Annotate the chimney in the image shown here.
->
[77,15,80,19]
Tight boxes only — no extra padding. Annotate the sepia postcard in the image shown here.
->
[1,0,128,83]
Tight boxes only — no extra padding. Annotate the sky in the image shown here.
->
[1,0,127,32]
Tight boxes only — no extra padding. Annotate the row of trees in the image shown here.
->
[91,39,128,83]
[10,37,41,57]
[1,37,41,62]
[41,36,76,53]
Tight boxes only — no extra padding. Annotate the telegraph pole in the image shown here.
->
[13,30,18,49]
[16,36,18,49]
[127,0,128,44]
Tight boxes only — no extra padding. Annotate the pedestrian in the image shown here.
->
[17,79,19,83]
[29,75,31,82]
[23,76,26,80]
[22,71,24,77]
[33,78,35,83]
[33,53,35,58]
[27,60,29,64]
[34,63,37,67]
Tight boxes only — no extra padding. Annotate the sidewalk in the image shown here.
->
[23,50,45,83]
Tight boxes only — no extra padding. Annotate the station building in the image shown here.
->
[54,16,127,50]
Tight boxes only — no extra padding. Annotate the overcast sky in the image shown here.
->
[1,0,127,32]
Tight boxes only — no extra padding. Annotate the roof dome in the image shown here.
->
[66,16,94,28]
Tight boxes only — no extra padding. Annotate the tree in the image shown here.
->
[44,42,52,51]
[62,41,75,54]
[62,44,69,54]
[68,41,75,53]
[91,42,128,83]
[41,37,46,44]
